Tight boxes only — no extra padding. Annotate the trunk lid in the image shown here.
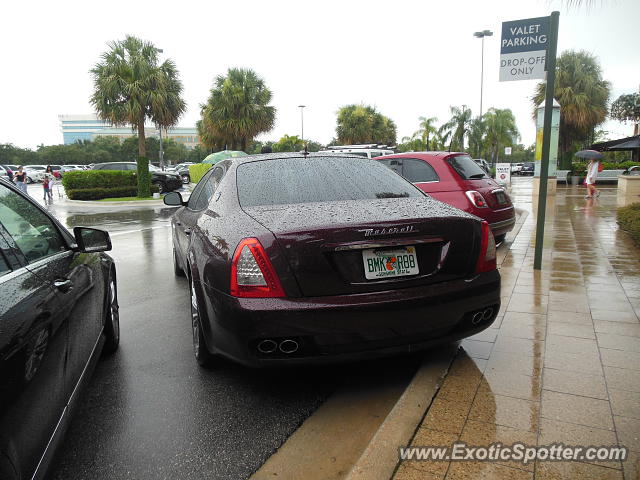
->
[243,197,481,297]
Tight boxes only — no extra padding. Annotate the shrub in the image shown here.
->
[67,185,159,200]
[189,163,212,184]
[617,203,640,246]
[62,170,136,190]
[137,156,151,197]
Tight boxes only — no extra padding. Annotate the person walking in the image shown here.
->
[14,166,28,194]
[585,158,601,199]
[43,165,55,203]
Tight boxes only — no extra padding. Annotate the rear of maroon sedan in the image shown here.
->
[180,154,500,367]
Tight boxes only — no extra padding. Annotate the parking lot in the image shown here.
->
[11,176,640,480]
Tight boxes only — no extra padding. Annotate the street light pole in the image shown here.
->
[298,105,306,143]
[473,30,493,118]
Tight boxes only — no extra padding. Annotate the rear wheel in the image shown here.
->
[153,181,165,194]
[173,248,185,277]
[103,273,120,353]
[26,176,33,184]
[190,275,213,366]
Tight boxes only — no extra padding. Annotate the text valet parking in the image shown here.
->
[499,16,550,82]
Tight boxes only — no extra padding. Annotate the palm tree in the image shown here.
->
[468,117,487,159]
[484,108,520,166]
[532,50,610,167]
[91,35,186,197]
[336,104,397,145]
[414,116,438,150]
[442,106,473,151]
[200,68,275,151]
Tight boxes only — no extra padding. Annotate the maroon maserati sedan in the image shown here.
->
[164,153,500,367]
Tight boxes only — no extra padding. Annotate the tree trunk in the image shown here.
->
[136,114,151,198]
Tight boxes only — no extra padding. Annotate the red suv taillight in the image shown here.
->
[465,190,488,208]
[230,238,285,298]
[475,221,497,273]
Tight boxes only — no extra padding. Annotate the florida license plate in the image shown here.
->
[362,246,419,280]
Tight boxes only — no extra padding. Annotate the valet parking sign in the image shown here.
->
[500,16,550,82]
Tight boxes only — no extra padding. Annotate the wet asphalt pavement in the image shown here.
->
[30,187,421,480]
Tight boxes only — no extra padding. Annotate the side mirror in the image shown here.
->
[73,227,112,253]
[164,191,185,206]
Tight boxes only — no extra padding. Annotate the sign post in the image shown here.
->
[532,11,559,270]
[499,11,559,271]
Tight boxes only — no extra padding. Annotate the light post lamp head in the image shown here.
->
[474,30,493,38]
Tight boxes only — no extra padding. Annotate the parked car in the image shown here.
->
[625,166,640,176]
[163,153,500,367]
[0,178,119,480]
[511,163,524,174]
[174,165,192,184]
[92,162,182,193]
[24,166,46,183]
[376,152,515,243]
[318,144,395,159]
[0,166,11,183]
[519,162,534,176]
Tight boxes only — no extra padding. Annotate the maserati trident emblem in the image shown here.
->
[357,225,419,237]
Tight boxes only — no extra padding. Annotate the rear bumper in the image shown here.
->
[489,216,516,236]
[197,270,500,366]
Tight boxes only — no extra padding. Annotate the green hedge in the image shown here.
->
[571,160,639,176]
[62,170,136,190]
[67,185,160,200]
[189,163,212,184]
[617,203,640,246]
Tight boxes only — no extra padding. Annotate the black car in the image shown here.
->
[164,153,500,367]
[0,179,119,480]
[92,162,183,193]
[519,162,534,175]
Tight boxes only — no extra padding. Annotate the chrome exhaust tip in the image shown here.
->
[279,339,299,354]
[257,339,278,354]
[482,307,494,321]
[471,311,484,325]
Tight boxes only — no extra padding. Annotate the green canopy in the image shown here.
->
[202,150,248,164]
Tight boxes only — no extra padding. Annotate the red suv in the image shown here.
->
[376,152,515,242]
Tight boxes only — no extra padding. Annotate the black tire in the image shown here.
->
[189,275,213,366]
[153,181,165,194]
[494,234,506,245]
[103,272,120,353]
[173,248,185,277]
[26,176,33,184]
[181,174,190,184]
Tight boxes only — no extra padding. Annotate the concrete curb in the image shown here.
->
[64,199,166,207]
[344,346,456,480]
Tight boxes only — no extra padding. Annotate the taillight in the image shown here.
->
[475,221,496,273]
[230,238,285,298]
[465,190,488,208]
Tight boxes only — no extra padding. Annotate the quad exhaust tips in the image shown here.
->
[257,339,299,355]
[471,307,494,325]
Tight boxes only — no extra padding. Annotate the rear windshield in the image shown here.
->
[236,156,423,207]
[447,155,489,179]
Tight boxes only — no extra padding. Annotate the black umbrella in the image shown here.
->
[575,149,604,159]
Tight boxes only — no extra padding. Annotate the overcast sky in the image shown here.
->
[1,0,638,151]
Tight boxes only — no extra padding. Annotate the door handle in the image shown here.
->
[184,229,191,236]
[53,279,73,293]
[176,221,182,226]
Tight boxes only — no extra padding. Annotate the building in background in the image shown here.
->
[59,114,110,144]
[59,114,200,149]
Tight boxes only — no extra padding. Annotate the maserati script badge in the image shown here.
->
[357,225,418,237]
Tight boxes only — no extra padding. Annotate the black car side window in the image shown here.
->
[189,167,225,211]
[401,159,439,183]
[0,184,67,263]
[0,250,10,277]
